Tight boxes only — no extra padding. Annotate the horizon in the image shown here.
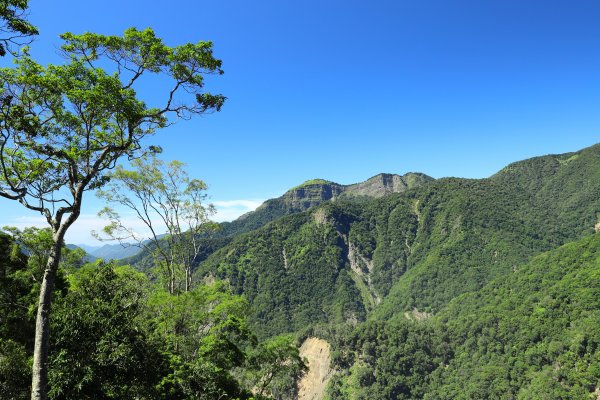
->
[3,141,598,246]
[1,0,600,244]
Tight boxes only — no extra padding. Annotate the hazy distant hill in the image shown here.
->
[75,243,141,261]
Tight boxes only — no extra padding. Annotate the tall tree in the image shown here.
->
[0,28,224,399]
[0,0,38,57]
[96,155,217,293]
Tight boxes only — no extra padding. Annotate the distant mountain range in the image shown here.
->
[125,172,434,267]
[72,243,142,261]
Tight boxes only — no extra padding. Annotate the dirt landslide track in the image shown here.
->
[297,337,333,400]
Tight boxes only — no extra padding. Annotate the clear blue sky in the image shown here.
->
[1,0,600,244]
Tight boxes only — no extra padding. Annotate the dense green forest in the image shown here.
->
[0,231,305,399]
[193,143,600,398]
[1,1,598,398]
[197,144,600,336]
[2,144,600,399]
[327,233,600,399]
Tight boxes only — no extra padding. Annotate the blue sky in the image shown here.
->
[1,0,599,244]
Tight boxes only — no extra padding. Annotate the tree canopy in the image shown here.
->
[0,0,38,57]
[0,27,226,399]
[0,27,224,231]
[96,155,217,293]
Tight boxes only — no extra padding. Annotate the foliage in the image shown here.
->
[0,26,225,397]
[0,338,30,400]
[244,334,307,399]
[149,281,256,400]
[49,262,282,400]
[423,233,600,399]
[0,227,306,399]
[0,27,224,226]
[324,233,600,399]
[326,317,451,399]
[2,226,85,277]
[0,231,33,343]
[0,0,38,57]
[48,263,164,399]
[0,232,31,400]
[96,155,217,293]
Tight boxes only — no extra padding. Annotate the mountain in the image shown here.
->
[75,243,142,261]
[326,232,600,399]
[189,143,600,398]
[196,143,600,339]
[217,172,433,238]
[65,244,98,263]
[89,244,141,261]
[126,172,433,268]
[75,244,101,254]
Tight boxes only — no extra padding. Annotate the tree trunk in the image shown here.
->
[31,238,62,400]
[185,267,190,292]
[170,265,175,294]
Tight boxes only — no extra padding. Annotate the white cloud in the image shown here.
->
[1,199,265,246]
[2,213,163,247]
[212,199,264,222]
[2,215,48,229]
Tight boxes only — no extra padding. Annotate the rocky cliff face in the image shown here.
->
[276,172,433,212]
[344,172,433,198]
[213,172,433,243]
[284,181,345,210]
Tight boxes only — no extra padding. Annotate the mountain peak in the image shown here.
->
[273,172,434,211]
[345,172,434,198]
[217,171,434,239]
[293,179,336,189]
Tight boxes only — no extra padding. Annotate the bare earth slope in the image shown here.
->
[297,337,333,400]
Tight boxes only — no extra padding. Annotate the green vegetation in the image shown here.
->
[427,233,600,399]
[292,179,335,189]
[192,143,600,398]
[3,143,600,398]
[0,230,306,399]
[327,232,600,399]
[0,26,225,397]
[0,0,38,57]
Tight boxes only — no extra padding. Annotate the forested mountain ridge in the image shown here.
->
[191,143,600,399]
[217,172,433,238]
[125,172,432,267]
[327,232,600,399]
[3,144,600,399]
[196,143,600,339]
